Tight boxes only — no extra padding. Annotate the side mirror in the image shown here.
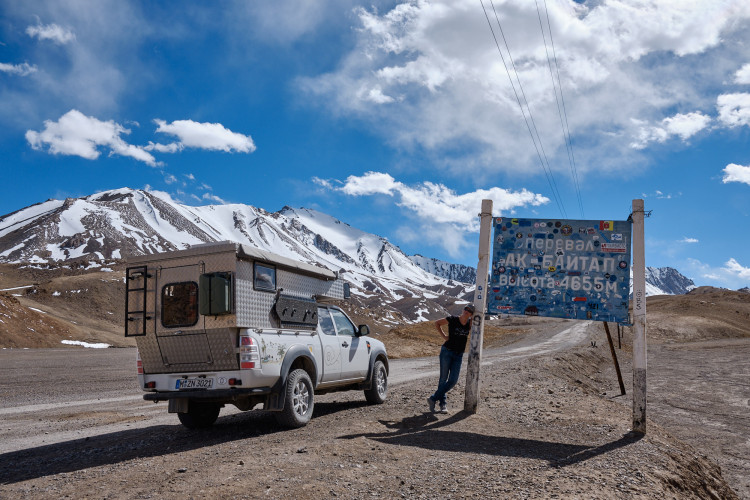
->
[357,324,370,337]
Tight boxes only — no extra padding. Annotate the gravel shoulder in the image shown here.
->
[0,321,745,499]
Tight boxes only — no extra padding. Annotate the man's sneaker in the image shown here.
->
[439,402,448,414]
[427,397,436,413]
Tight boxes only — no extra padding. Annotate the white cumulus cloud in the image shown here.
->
[26,23,76,44]
[154,119,256,153]
[0,62,37,76]
[25,109,157,166]
[722,163,750,186]
[144,141,184,153]
[717,93,750,127]
[735,63,750,84]
[723,258,750,280]
[317,171,548,256]
[631,112,711,149]
[300,0,750,176]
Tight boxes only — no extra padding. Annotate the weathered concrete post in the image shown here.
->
[464,199,493,413]
[632,199,647,433]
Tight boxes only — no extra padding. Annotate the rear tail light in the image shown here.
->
[136,350,143,375]
[144,381,156,389]
[239,333,259,369]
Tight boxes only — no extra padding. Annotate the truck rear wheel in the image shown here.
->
[275,369,314,428]
[364,359,388,404]
[177,401,221,429]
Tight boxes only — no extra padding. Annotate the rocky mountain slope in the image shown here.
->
[0,186,703,325]
[645,266,696,295]
[0,188,475,324]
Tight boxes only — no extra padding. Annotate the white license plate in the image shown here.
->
[175,378,214,390]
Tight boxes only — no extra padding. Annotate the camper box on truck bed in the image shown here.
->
[125,241,388,429]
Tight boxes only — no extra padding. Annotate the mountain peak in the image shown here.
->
[0,190,467,322]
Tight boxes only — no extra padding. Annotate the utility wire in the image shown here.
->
[488,0,567,218]
[539,0,585,218]
[479,0,567,218]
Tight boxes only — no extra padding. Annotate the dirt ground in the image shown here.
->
[1,265,748,498]
[0,327,747,499]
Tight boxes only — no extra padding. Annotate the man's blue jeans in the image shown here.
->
[431,345,464,405]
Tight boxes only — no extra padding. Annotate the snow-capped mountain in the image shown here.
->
[0,188,473,323]
[0,187,701,324]
[408,254,477,284]
[644,267,696,295]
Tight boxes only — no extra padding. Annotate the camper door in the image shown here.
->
[155,264,214,366]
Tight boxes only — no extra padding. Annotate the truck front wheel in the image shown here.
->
[177,401,221,429]
[275,369,314,428]
[364,359,388,404]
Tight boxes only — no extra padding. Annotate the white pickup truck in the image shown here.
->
[125,241,388,428]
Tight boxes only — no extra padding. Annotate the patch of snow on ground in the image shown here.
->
[0,285,33,292]
[61,340,110,348]
[414,307,430,322]
[0,242,26,258]
[28,307,46,314]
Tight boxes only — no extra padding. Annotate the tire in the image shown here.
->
[364,359,388,404]
[274,369,314,428]
[177,401,220,429]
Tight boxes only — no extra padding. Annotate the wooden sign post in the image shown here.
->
[631,199,647,433]
[464,199,493,413]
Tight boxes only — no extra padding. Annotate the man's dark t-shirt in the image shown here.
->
[443,316,471,353]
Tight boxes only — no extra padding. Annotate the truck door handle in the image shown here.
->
[341,341,349,348]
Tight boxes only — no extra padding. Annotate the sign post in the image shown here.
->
[631,199,647,433]
[464,199,493,413]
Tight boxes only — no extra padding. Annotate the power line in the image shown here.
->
[538,0,585,218]
[488,0,567,219]
[479,0,567,218]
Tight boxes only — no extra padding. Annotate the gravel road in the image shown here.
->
[0,322,744,499]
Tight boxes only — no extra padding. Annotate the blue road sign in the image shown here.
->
[487,217,632,323]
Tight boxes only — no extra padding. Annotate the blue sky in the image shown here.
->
[1,0,750,289]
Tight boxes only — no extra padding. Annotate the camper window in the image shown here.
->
[161,282,199,327]
[254,263,276,292]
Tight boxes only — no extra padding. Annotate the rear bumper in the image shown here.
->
[143,387,272,402]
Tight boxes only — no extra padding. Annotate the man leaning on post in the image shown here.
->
[427,304,474,414]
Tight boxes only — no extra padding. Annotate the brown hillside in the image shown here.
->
[0,263,130,349]
[646,287,750,343]
[0,293,79,348]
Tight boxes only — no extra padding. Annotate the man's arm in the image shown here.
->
[435,318,449,341]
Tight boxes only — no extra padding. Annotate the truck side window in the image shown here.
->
[254,263,276,291]
[318,307,336,336]
[161,282,199,327]
[330,309,355,337]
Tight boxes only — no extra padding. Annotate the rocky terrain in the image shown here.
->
[1,263,749,498]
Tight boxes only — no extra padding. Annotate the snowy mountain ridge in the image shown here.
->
[0,188,700,325]
[0,188,474,324]
[644,266,696,296]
